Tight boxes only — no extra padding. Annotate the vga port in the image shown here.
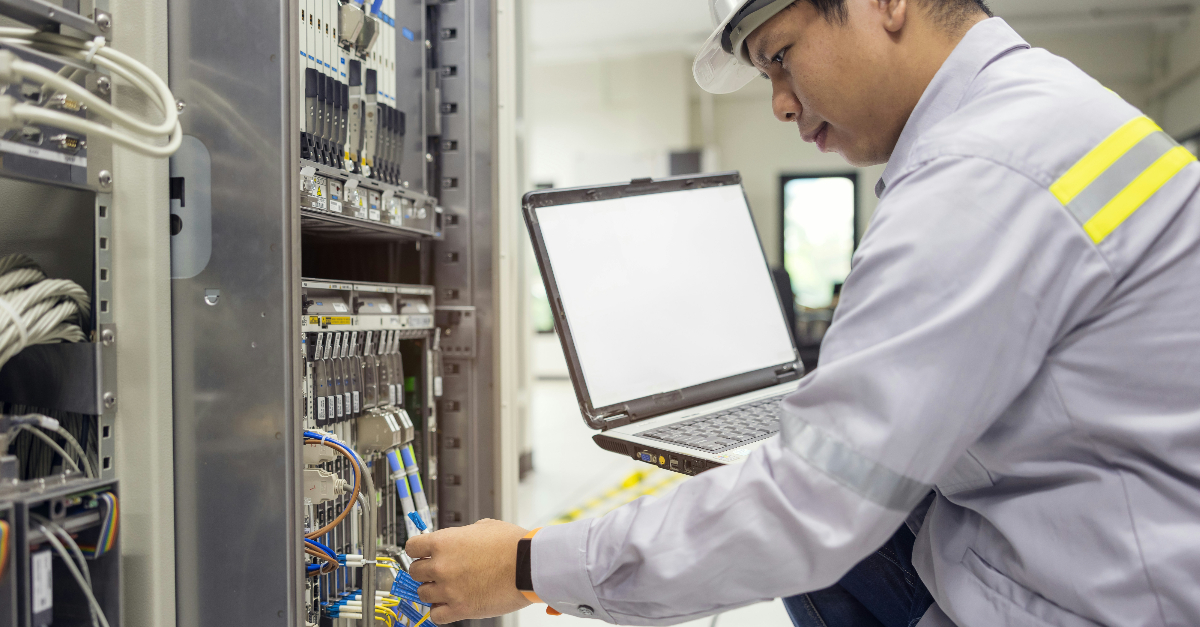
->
[639,452,653,463]
[49,133,83,153]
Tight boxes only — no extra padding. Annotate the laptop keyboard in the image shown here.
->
[636,394,786,453]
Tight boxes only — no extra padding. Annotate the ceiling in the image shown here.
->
[524,0,1198,64]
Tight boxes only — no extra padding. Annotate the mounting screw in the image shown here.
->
[425,39,432,50]
[95,76,111,95]
[103,392,116,409]
[101,328,115,346]
[98,170,112,189]
[425,153,434,163]
[94,10,112,32]
[176,99,186,113]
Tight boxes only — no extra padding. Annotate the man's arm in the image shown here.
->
[407,155,1112,624]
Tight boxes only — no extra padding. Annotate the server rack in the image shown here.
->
[167,0,501,625]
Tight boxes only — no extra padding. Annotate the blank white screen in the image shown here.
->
[536,184,796,409]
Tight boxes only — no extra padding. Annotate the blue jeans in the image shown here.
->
[782,525,933,627]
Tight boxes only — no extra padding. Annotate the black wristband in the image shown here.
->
[516,537,534,591]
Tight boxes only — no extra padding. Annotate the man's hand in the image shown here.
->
[405,518,534,623]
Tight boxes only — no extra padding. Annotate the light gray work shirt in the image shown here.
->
[532,18,1200,627]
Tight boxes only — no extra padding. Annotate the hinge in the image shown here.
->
[599,412,631,430]
[775,363,797,378]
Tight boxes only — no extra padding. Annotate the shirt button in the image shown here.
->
[579,605,594,616]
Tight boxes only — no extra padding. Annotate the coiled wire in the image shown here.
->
[0,254,89,371]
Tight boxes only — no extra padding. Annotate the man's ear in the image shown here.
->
[878,0,908,33]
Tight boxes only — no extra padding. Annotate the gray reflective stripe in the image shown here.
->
[782,420,933,511]
[1065,130,1180,225]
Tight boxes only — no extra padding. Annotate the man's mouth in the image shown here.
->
[802,122,829,153]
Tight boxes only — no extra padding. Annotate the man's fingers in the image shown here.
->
[405,534,433,559]
[430,603,464,625]
[408,558,435,582]
[416,582,449,605]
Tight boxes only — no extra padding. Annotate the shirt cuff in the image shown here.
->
[531,519,612,621]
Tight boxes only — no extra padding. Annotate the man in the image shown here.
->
[406,0,1200,625]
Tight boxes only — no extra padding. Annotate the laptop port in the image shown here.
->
[669,458,679,471]
[639,452,653,463]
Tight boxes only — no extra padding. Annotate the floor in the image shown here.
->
[514,335,795,627]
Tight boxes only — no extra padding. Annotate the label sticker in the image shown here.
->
[324,316,352,325]
[336,395,344,418]
[310,316,320,325]
[379,304,393,313]
[318,397,326,422]
[32,550,52,613]
[332,303,348,312]
[389,384,397,406]
[352,391,360,413]
[369,208,381,221]
[329,200,343,214]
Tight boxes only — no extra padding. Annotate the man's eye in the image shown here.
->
[772,47,790,66]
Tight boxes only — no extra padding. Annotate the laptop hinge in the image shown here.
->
[775,363,799,380]
[598,412,632,430]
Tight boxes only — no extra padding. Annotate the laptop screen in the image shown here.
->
[535,183,796,409]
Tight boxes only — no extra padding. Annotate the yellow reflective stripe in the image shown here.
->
[1083,146,1197,243]
[1051,116,1162,205]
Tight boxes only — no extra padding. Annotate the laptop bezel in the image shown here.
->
[522,172,802,431]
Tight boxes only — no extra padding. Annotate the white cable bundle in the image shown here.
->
[0,254,90,371]
[0,27,181,157]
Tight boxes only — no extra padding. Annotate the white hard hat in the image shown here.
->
[693,0,796,94]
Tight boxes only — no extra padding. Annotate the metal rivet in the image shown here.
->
[103,392,116,409]
[95,76,111,95]
[94,10,112,32]
[98,170,112,188]
[176,99,187,113]
[101,329,115,345]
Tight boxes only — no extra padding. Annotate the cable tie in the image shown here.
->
[0,295,29,348]
[83,36,106,64]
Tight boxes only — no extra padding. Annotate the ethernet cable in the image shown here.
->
[301,433,361,538]
[13,424,80,475]
[301,429,379,614]
[0,254,89,372]
[0,519,9,582]
[7,414,94,478]
[34,516,108,627]
[0,29,182,157]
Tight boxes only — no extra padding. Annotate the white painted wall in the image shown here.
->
[526,53,691,189]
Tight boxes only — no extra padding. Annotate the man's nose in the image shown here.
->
[771,78,801,123]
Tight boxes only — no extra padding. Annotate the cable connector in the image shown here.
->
[302,442,337,466]
[0,51,16,84]
[303,468,349,504]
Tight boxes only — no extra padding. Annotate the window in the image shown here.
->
[780,174,858,310]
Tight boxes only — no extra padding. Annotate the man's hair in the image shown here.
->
[801,0,993,29]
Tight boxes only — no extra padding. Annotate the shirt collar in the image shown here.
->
[875,18,1030,198]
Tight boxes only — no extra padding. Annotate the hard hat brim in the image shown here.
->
[693,24,761,94]
[693,0,795,94]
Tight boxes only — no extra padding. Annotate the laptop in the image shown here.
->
[522,172,803,475]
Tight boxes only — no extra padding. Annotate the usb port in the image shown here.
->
[669,458,679,471]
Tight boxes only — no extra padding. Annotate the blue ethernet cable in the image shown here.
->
[386,449,421,538]
[399,444,432,529]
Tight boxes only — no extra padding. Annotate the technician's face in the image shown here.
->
[746,1,908,167]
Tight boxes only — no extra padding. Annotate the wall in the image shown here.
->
[1158,16,1200,138]
[526,53,691,188]
[527,52,882,267]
